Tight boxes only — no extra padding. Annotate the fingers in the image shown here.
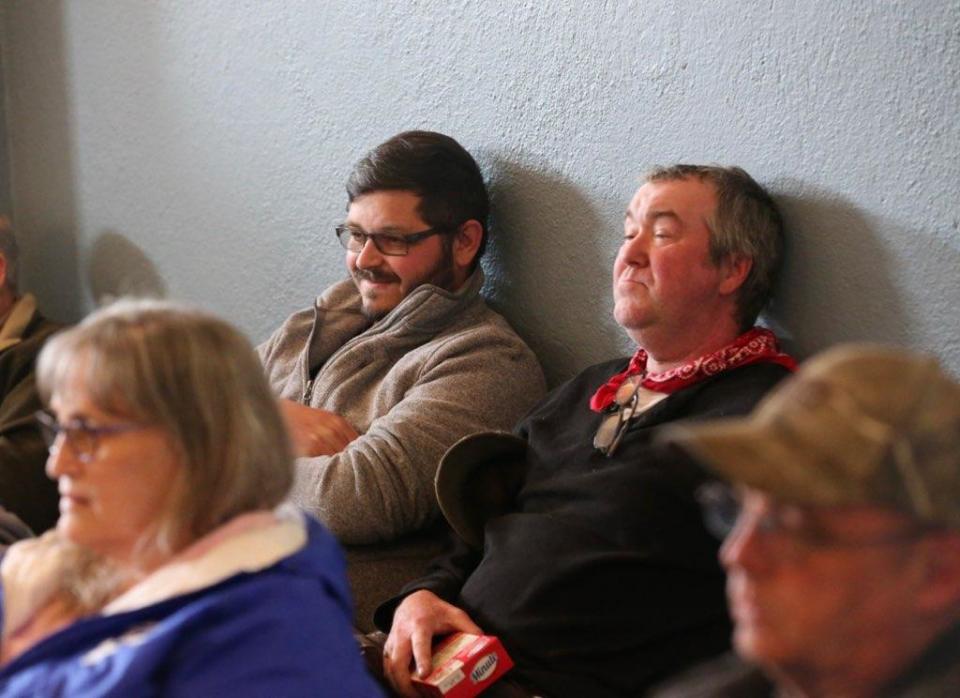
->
[299,427,347,457]
[320,413,359,449]
[325,410,358,441]
[410,628,434,679]
[451,609,483,636]
[382,591,487,696]
[287,424,332,458]
[278,401,359,457]
[383,633,417,697]
[304,413,358,456]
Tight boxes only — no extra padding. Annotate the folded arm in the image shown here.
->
[286,338,544,545]
[278,399,359,456]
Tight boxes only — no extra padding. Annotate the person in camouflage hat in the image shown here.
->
[658,343,960,697]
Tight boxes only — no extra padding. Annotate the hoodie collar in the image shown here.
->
[103,505,307,615]
[372,267,484,334]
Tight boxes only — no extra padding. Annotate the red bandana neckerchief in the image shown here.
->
[589,327,797,412]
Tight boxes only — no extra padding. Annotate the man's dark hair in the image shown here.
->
[646,164,785,329]
[346,131,490,264]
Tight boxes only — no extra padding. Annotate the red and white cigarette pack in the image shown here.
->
[412,632,514,698]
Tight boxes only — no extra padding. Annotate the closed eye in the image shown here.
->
[653,227,676,239]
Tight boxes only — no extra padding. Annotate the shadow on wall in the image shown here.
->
[88,231,167,306]
[480,156,615,387]
[771,186,912,360]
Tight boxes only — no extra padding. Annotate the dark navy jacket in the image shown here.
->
[0,516,383,697]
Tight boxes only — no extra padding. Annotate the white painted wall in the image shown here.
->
[2,1,958,383]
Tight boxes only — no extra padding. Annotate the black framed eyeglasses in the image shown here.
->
[35,411,146,464]
[334,225,453,256]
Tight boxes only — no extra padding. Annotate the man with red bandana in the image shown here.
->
[258,132,545,629]
[377,165,795,697]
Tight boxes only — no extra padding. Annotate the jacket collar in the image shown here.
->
[103,505,307,615]
[373,267,484,333]
[304,269,486,376]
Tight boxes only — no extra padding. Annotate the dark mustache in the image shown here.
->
[353,268,400,284]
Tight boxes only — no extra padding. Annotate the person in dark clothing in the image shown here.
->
[376,165,795,697]
[0,217,62,534]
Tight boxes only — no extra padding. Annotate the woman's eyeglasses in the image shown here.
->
[35,411,146,464]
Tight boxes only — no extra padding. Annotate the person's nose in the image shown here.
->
[354,236,385,269]
[720,508,771,575]
[45,434,80,480]
[619,231,650,267]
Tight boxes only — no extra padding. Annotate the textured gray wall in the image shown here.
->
[1,1,957,383]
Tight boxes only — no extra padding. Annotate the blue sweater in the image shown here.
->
[0,517,383,697]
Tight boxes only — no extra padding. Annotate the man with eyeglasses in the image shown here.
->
[0,216,61,536]
[656,345,960,697]
[376,166,796,697]
[258,131,545,628]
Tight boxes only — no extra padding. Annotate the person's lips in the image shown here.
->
[730,595,761,624]
[616,267,649,286]
[727,582,766,627]
[59,488,91,512]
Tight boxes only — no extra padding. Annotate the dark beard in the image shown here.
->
[355,242,457,321]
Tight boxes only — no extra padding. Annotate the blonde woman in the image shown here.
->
[0,300,381,696]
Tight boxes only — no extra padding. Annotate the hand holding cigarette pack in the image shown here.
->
[411,632,514,697]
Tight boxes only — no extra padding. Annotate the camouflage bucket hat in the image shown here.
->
[665,344,960,528]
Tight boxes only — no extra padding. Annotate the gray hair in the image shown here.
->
[645,165,785,329]
[37,299,294,555]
